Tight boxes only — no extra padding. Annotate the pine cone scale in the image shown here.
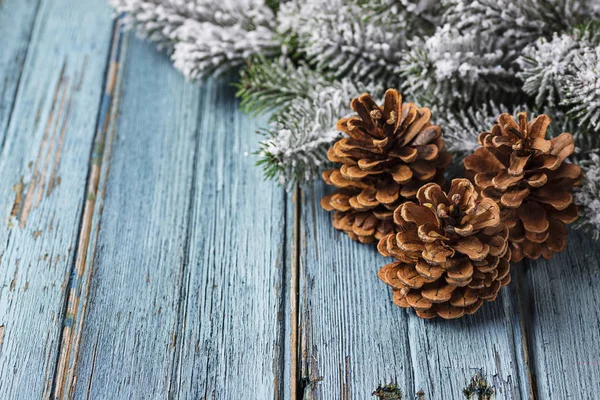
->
[322,89,451,243]
[377,179,511,319]
[464,112,582,262]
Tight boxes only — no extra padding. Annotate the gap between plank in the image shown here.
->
[289,186,303,400]
[50,19,127,399]
[514,261,538,400]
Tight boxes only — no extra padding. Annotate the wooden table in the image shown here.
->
[1,1,599,399]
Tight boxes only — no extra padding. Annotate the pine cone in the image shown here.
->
[464,112,582,262]
[377,179,511,319]
[321,89,452,243]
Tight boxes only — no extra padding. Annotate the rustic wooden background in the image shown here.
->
[1,1,599,399]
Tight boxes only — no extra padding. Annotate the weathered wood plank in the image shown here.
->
[52,20,126,399]
[284,190,301,400]
[0,0,40,147]
[65,37,201,399]
[0,0,114,397]
[298,182,532,399]
[67,37,288,398]
[168,85,286,399]
[298,184,414,399]
[518,229,600,399]
[405,280,531,399]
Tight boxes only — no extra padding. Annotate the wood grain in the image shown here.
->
[66,36,288,399]
[2,3,599,399]
[66,37,202,399]
[0,0,113,397]
[53,20,126,399]
[298,184,414,399]
[0,0,40,147]
[519,228,600,399]
[168,82,286,400]
[298,182,533,400]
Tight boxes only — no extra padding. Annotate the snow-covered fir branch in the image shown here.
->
[111,0,600,233]
[575,153,600,239]
[562,46,600,130]
[399,25,519,106]
[283,0,440,86]
[433,102,513,159]
[255,63,383,186]
[518,33,584,108]
[528,0,600,31]
[517,23,600,109]
[441,0,546,51]
[236,59,332,115]
[171,20,279,80]
[400,1,600,108]
[258,98,344,188]
[112,0,279,79]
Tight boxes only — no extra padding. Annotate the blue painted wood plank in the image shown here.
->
[283,190,300,400]
[52,20,126,399]
[65,37,200,399]
[405,280,531,399]
[518,229,600,399]
[0,0,114,397]
[0,0,40,147]
[66,37,287,399]
[168,86,286,399]
[298,184,415,399]
[299,182,532,399]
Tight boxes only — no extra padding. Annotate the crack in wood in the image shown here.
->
[514,263,538,400]
[290,186,302,400]
[51,20,126,400]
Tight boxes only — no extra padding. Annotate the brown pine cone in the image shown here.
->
[377,179,511,319]
[321,89,452,244]
[463,112,582,262]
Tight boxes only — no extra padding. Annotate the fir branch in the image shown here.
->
[525,0,600,32]
[433,102,512,160]
[399,1,599,109]
[517,22,600,109]
[112,0,274,49]
[236,59,331,115]
[254,69,383,186]
[288,0,440,86]
[399,26,520,107]
[574,153,600,239]
[441,0,546,50]
[562,46,600,130]
[171,21,279,80]
[517,33,583,108]
[111,0,280,79]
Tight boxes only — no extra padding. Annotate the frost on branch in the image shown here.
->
[287,0,440,85]
[255,66,383,186]
[172,21,278,80]
[562,46,600,130]
[111,0,279,79]
[399,25,518,106]
[258,98,343,187]
[441,0,545,50]
[433,102,507,159]
[517,22,600,109]
[575,153,600,239]
[517,33,583,108]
